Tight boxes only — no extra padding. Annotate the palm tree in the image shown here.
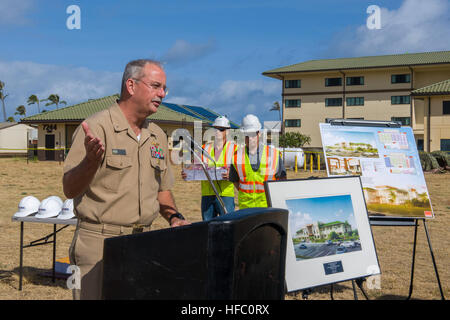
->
[0,81,8,122]
[15,105,26,117]
[279,132,311,148]
[42,94,67,110]
[27,94,41,114]
[388,190,397,204]
[270,101,281,122]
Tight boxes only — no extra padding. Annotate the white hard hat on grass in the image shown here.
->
[240,114,261,133]
[13,196,41,218]
[57,199,75,220]
[213,116,231,129]
[35,196,63,219]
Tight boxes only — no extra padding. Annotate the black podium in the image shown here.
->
[102,207,288,300]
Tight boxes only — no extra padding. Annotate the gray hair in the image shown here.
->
[120,59,164,96]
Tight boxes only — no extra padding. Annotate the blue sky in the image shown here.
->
[1,0,449,124]
[322,130,377,147]
[286,194,357,232]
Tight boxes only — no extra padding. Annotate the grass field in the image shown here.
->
[0,158,448,300]
[367,203,432,217]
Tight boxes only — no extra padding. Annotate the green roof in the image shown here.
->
[411,79,450,96]
[263,51,450,77]
[319,221,349,228]
[20,94,212,124]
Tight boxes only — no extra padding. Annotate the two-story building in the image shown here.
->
[262,51,450,151]
[295,220,353,241]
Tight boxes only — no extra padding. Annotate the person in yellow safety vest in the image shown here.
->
[182,116,237,220]
[229,114,286,209]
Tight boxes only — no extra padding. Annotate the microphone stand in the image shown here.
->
[188,146,228,214]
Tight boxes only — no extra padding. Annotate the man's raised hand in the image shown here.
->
[82,121,104,163]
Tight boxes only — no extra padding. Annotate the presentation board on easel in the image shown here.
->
[319,120,445,300]
[265,176,380,293]
[319,121,434,220]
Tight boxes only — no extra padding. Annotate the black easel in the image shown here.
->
[327,278,370,300]
[326,119,445,300]
[370,217,445,300]
[301,277,370,300]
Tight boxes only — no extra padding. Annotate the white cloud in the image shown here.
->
[335,209,344,217]
[161,39,216,66]
[217,79,279,100]
[0,0,34,25]
[326,0,450,57]
[0,60,121,118]
[289,211,314,233]
[322,132,346,146]
[347,213,357,231]
[0,58,281,123]
[167,78,280,123]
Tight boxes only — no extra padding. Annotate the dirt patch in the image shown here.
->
[0,158,448,300]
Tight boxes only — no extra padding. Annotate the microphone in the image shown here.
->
[183,134,216,163]
[181,134,228,213]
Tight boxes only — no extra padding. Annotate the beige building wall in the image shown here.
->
[412,66,450,142]
[34,121,206,161]
[284,93,342,148]
[284,68,412,94]
[0,124,35,155]
[413,98,425,128]
[37,123,66,161]
[345,91,411,120]
[344,68,411,92]
[428,96,450,151]
[37,124,65,148]
[281,64,450,149]
[413,66,450,89]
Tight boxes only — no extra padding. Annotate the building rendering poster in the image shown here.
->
[286,194,362,261]
[265,176,380,292]
[319,123,434,219]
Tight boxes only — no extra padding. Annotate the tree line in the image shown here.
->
[0,80,66,122]
[0,86,310,150]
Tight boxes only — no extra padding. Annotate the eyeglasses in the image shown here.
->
[132,78,169,96]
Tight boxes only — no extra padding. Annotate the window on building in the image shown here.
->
[391,74,411,84]
[443,101,450,115]
[347,117,365,120]
[325,98,343,107]
[391,117,411,126]
[417,139,424,151]
[285,80,301,88]
[285,119,301,127]
[346,97,364,106]
[325,78,342,87]
[391,95,411,104]
[441,139,450,151]
[346,76,364,86]
[285,99,301,108]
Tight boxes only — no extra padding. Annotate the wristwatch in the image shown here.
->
[169,212,185,225]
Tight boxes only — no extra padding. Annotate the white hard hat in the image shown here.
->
[13,196,41,218]
[240,114,261,133]
[213,116,231,129]
[35,196,63,219]
[57,199,75,220]
[50,196,64,206]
